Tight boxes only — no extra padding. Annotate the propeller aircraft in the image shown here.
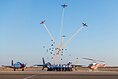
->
[2,60,26,71]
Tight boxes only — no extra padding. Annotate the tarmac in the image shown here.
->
[0,71,118,79]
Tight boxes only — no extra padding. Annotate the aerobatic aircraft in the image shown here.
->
[82,23,88,27]
[61,4,68,8]
[82,58,105,71]
[2,60,26,71]
[40,20,46,24]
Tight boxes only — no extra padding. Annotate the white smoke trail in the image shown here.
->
[59,36,65,51]
[54,7,65,57]
[43,24,56,45]
[59,8,65,43]
[63,26,84,48]
[42,24,62,64]
[61,36,65,47]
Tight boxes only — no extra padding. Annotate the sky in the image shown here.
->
[0,0,118,66]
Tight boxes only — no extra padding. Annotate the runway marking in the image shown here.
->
[23,75,36,79]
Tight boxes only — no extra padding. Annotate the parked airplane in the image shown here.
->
[82,58,105,71]
[35,58,51,70]
[34,58,72,71]
[2,60,26,71]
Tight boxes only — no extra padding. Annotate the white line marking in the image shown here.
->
[23,75,36,79]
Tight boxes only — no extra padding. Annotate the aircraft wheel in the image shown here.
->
[14,68,16,71]
[22,68,24,71]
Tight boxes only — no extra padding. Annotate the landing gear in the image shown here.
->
[14,68,16,71]
[22,68,24,71]
[13,68,24,71]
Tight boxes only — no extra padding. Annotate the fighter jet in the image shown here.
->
[82,23,88,27]
[40,20,46,24]
[2,60,26,71]
[62,35,66,37]
[61,4,68,8]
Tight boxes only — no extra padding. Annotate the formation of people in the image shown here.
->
[47,64,72,71]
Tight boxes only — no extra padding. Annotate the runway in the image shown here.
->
[0,71,118,79]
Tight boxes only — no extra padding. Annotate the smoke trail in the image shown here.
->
[61,36,65,47]
[63,26,84,48]
[60,8,65,39]
[43,24,56,45]
[59,36,65,52]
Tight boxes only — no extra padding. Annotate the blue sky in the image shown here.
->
[0,0,118,66]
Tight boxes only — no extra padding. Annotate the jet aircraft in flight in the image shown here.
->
[61,4,68,8]
[82,23,88,27]
[40,20,46,24]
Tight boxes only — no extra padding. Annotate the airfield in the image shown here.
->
[0,70,118,79]
[0,67,118,79]
[1,2,118,79]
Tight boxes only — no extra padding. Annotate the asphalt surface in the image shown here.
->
[0,71,118,79]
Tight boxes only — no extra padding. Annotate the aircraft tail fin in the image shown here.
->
[11,60,13,66]
[42,58,45,65]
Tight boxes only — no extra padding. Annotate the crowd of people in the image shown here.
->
[47,64,72,71]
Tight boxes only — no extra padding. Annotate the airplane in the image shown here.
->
[82,58,105,71]
[61,4,68,8]
[2,60,26,71]
[62,35,66,37]
[40,20,46,24]
[34,57,73,71]
[82,23,88,27]
[34,58,51,70]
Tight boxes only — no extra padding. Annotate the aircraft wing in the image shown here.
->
[36,65,44,66]
[33,64,45,67]
[82,58,94,61]
[33,64,47,70]
[1,65,13,68]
